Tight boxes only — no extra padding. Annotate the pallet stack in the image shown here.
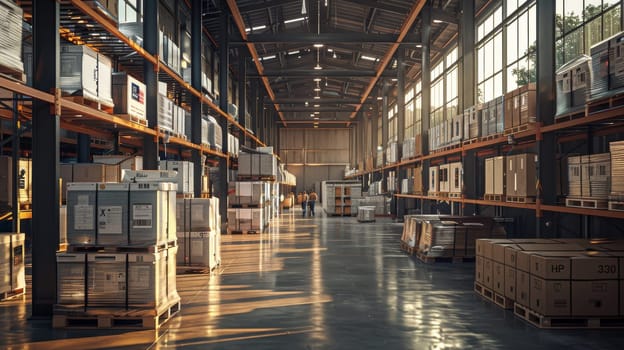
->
[321,181,362,216]
[484,156,506,201]
[401,215,506,263]
[504,83,536,133]
[556,55,592,118]
[55,174,181,329]
[0,0,25,79]
[227,181,270,234]
[176,197,221,272]
[0,233,25,301]
[505,153,537,203]
[476,238,624,329]
[566,153,610,209]
[609,141,624,211]
[428,162,462,198]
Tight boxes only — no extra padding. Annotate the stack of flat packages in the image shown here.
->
[414,216,506,258]
[57,171,181,320]
[228,181,266,206]
[238,152,278,179]
[567,153,610,200]
[484,156,506,198]
[227,207,264,232]
[477,238,624,322]
[591,32,624,99]
[59,43,114,107]
[401,215,444,249]
[206,116,223,151]
[402,137,415,160]
[0,233,25,297]
[609,141,624,202]
[176,197,220,269]
[160,160,195,196]
[556,55,592,116]
[0,156,32,208]
[357,206,375,222]
[0,0,24,74]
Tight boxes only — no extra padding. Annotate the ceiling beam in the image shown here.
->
[238,0,298,13]
[431,8,459,25]
[348,0,426,124]
[227,0,287,127]
[231,32,422,44]
[342,0,407,15]
[279,107,357,112]
[248,69,398,78]
[282,120,356,124]
[268,98,372,104]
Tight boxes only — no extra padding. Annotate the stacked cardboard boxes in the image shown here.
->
[484,156,506,200]
[556,55,592,116]
[566,153,610,207]
[176,197,221,269]
[505,153,537,201]
[321,181,362,216]
[0,233,25,298]
[60,43,114,107]
[476,238,624,326]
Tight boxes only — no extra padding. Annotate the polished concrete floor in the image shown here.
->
[2,209,624,349]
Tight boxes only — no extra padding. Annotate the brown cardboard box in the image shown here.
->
[476,255,485,284]
[505,245,519,267]
[530,277,571,316]
[505,266,517,300]
[493,243,519,264]
[530,253,575,280]
[504,90,515,129]
[571,280,619,316]
[516,270,531,307]
[413,166,423,194]
[571,254,619,280]
[516,250,536,273]
[493,261,506,294]
[506,153,537,197]
[519,83,537,125]
[476,239,513,258]
[483,258,494,289]
[515,243,585,252]
[72,163,119,182]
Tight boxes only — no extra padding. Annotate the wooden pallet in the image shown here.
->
[52,299,181,329]
[506,195,536,203]
[357,219,375,223]
[565,197,608,209]
[514,303,624,329]
[226,229,262,235]
[609,201,624,211]
[0,65,26,83]
[237,175,277,182]
[554,106,587,123]
[587,93,624,115]
[64,95,114,114]
[176,264,218,275]
[67,240,176,253]
[117,114,148,127]
[462,138,479,146]
[480,133,503,142]
[0,287,25,301]
[415,251,475,264]
[503,122,537,136]
[230,203,264,208]
[176,193,194,199]
[400,242,417,255]
[474,283,513,310]
[484,194,505,202]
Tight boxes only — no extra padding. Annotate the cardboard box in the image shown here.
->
[516,270,531,307]
[504,266,517,300]
[493,243,519,264]
[72,163,119,183]
[530,277,571,316]
[530,252,575,280]
[571,254,619,280]
[493,261,506,294]
[476,238,513,258]
[483,258,494,289]
[476,255,485,284]
[571,280,619,316]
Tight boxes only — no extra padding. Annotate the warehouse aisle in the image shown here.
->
[2,210,624,349]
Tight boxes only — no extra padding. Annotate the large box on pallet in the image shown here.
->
[556,56,591,116]
[56,252,86,306]
[449,162,462,194]
[567,153,610,199]
[177,198,216,233]
[0,156,31,207]
[590,38,610,97]
[506,154,536,197]
[60,44,114,106]
[428,166,439,194]
[127,250,168,309]
[87,253,127,308]
[485,156,505,196]
[176,231,218,268]
[112,72,146,121]
[129,182,176,246]
[71,163,119,183]
[0,0,24,73]
[413,166,423,194]
[158,94,174,132]
[160,160,194,195]
[67,183,98,245]
[0,233,25,294]
[519,83,537,125]
[227,208,264,232]
[438,164,450,193]
[228,181,266,206]
[96,183,130,246]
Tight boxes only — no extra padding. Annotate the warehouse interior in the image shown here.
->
[2,0,624,348]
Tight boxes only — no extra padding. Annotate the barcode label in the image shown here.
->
[132,204,153,228]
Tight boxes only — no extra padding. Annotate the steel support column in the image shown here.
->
[191,0,203,197]
[536,0,556,237]
[381,80,389,165]
[238,53,247,147]
[31,0,60,317]
[396,49,406,219]
[11,96,20,233]
[218,1,230,232]
[77,134,90,162]
[249,78,258,139]
[143,0,159,169]
[421,4,431,213]
[460,0,477,212]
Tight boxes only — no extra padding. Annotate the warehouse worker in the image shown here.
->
[308,190,318,216]
[301,191,308,217]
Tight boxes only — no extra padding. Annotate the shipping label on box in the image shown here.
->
[493,261,505,294]
[530,277,571,316]
[571,280,619,317]
[505,266,517,300]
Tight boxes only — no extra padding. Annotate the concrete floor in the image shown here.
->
[2,209,624,349]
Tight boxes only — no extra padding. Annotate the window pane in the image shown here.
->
[507,19,519,63]
[585,16,603,54]
[584,0,603,21]
[494,71,503,98]
[604,5,622,38]
[528,5,537,48]
[506,0,519,17]
[518,11,529,57]
[507,64,519,92]
[556,0,565,37]
[564,26,584,63]
[564,0,584,32]
[494,32,503,72]
[485,39,494,78]
[556,38,566,68]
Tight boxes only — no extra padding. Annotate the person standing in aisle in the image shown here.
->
[301,191,308,217]
[308,190,318,216]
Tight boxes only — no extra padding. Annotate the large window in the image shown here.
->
[119,0,142,23]
[405,81,422,138]
[556,0,621,68]
[388,104,398,143]
[477,1,541,101]
[430,46,458,126]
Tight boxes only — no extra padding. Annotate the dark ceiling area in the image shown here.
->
[202,0,488,127]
